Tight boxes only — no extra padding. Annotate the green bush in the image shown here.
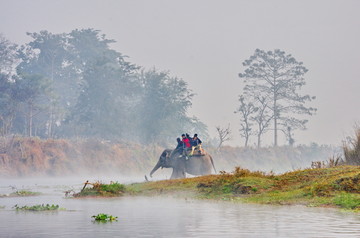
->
[333,193,360,210]
[74,181,126,197]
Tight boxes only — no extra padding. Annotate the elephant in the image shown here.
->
[149,149,216,179]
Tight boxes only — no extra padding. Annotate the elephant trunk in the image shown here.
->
[150,160,161,177]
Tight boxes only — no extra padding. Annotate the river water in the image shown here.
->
[0,177,359,238]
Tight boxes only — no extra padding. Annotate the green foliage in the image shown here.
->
[0,74,19,136]
[127,165,360,210]
[0,34,18,74]
[196,167,271,197]
[13,204,61,211]
[99,182,126,194]
[12,73,51,137]
[74,181,126,197]
[137,69,199,144]
[1,28,207,142]
[92,213,118,221]
[333,193,360,210]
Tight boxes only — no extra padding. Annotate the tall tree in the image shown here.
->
[239,49,316,146]
[137,69,194,144]
[0,35,19,135]
[69,51,138,139]
[0,74,17,135]
[13,74,50,137]
[17,31,73,137]
[0,34,18,76]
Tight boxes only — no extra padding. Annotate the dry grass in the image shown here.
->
[0,137,163,176]
[126,166,360,210]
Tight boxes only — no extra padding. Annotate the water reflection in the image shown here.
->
[0,178,359,238]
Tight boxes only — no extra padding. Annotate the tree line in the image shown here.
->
[0,29,207,145]
[0,29,316,147]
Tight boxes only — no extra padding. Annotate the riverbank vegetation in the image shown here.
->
[343,128,360,165]
[126,166,360,211]
[73,181,125,197]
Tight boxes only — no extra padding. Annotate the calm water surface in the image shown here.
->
[0,178,359,238]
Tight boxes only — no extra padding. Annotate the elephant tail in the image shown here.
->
[209,155,217,174]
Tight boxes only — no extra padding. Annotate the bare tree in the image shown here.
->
[251,96,273,148]
[234,96,256,147]
[216,124,231,151]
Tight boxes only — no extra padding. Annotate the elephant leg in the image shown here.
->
[170,169,186,179]
[170,170,177,179]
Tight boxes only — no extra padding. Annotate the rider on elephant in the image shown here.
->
[181,134,191,149]
[175,137,184,153]
[189,133,202,156]
[180,134,192,159]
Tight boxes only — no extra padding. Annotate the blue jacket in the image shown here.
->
[191,137,202,146]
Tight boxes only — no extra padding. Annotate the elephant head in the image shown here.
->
[150,149,173,177]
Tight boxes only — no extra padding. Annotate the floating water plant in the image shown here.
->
[13,204,62,211]
[0,190,41,197]
[12,190,41,196]
[92,213,118,221]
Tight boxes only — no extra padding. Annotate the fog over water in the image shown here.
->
[1,0,359,146]
[1,178,360,238]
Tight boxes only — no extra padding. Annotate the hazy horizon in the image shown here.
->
[1,0,359,147]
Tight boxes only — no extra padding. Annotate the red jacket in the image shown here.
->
[182,138,191,148]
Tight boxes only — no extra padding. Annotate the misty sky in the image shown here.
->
[1,0,359,146]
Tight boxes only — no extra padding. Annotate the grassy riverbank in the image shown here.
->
[126,166,360,211]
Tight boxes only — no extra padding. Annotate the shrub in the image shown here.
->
[343,128,360,165]
[333,193,360,210]
[74,181,125,197]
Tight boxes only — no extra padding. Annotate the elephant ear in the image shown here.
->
[161,150,168,157]
[162,149,173,159]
